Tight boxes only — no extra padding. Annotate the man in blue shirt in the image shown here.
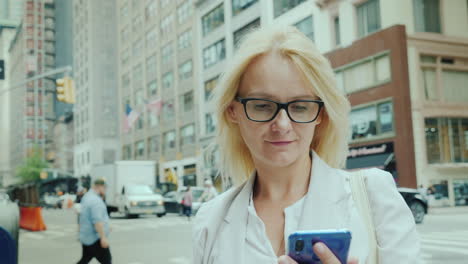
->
[77,179,112,264]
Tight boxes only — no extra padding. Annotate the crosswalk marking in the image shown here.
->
[20,215,190,241]
[420,230,468,261]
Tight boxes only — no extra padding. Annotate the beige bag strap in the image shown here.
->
[350,170,379,264]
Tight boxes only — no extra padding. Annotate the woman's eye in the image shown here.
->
[254,104,273,110]
[292,105,308,112]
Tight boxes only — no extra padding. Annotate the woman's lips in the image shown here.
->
[267,141,293,146]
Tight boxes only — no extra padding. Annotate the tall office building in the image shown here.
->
[8,0,58,174]
[0,0,22,186]
[117,0,201,187]
[72,0,120,178]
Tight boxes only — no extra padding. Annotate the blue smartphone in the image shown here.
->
[288,229,352,264]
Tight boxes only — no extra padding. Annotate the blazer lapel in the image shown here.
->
[219,173,256,264]
[298,152,352,231]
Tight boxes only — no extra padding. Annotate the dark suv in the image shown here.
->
[397,187,428,224]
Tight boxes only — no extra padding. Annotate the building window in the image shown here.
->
[161,14,174,38]
[294,16,314,41]
[232,0,258,16]
[181,91,194,112]
[145,28,157,48]
[425,117,468,164]
[121,26,130,44]
[180,124,195,146]
[122,73,130,90]
[132,15,143,33]
[133,64,143,88]
[203,39,226,69]
[163,130,176,151]
[145,0,158,22]
[121,48,130,66]
[202,4,224,36]
[204,76,218,101]
[120,2,129,19]
[205,112,217,134]
[149,112,159,128]
[179,60,193,80]
[356,0,381,38]
[334,16,341,46]
[163,99,175,121]
[162,72,173,90]
[177,0,192,24]
[161,43,173,65]
[420,55,468,103]
[148,80,158,96]
[135,140,145,157]
[132,38,143,58]
[178,29,192,50]
[349,101,394,142]
[123,145,131,159]
[274,0,306,18]
[161,0,171,8]
[413,0,441,33]
[335,52,391,94]
[146,54,157,81]
[233,18,260,48]
[148,135,159,154]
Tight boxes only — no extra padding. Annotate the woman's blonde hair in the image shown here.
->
[212,25,350,186]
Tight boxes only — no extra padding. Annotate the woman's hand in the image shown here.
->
[278,242,358,264]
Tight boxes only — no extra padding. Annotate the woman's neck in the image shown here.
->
[253,152,312,203]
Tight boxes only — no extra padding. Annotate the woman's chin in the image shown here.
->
[261,151,298,167]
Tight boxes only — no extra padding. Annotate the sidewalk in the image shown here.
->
[428,206,468,215]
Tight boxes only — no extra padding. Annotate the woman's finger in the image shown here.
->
[347,257,359,264]
[313,242,341,264]
[278,255,298,264]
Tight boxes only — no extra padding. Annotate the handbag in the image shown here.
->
[350,170,379,264]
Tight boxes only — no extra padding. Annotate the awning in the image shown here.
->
[346,153,394,170]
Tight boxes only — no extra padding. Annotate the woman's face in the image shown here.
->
[228,52,322,168]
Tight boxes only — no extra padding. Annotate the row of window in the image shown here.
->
[421,55,468,103]
[124,123,196,158]
[425,117,468,164]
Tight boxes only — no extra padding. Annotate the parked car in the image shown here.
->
[163,187,205,215]
[398,187,428,224]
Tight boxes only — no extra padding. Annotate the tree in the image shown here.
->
[16,147,49,183]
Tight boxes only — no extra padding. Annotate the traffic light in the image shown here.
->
[56,77,75,104]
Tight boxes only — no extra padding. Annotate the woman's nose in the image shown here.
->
[272,109,292,131]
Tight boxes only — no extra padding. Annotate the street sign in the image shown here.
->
[0,60,4,80]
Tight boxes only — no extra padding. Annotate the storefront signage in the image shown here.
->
[348,142,394,158]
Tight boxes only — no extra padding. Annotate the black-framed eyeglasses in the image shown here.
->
[235,97,324,123]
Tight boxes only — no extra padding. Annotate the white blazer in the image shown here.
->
[192,152,423,264]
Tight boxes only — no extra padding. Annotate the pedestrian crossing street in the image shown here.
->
[420,229,468,262]
[19,214,192,242]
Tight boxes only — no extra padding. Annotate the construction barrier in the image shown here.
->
[19,207,47,232]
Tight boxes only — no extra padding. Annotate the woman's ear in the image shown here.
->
[315,111,322,125]
[227,102,239,124]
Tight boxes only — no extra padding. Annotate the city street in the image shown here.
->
[19,209,193,264]
[18,208,468,264]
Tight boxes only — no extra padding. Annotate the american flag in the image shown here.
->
[146,98,163,117]
[123,104,140,133]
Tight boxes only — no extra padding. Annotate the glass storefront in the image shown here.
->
[453,179,468,206]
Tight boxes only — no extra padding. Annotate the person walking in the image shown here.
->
[199,180,218,203]
[182,187,193,221]
[77,179,112,264]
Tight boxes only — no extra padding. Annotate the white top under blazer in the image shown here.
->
[192,152,423,264]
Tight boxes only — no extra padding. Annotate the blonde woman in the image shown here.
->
[192,26,422,264]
